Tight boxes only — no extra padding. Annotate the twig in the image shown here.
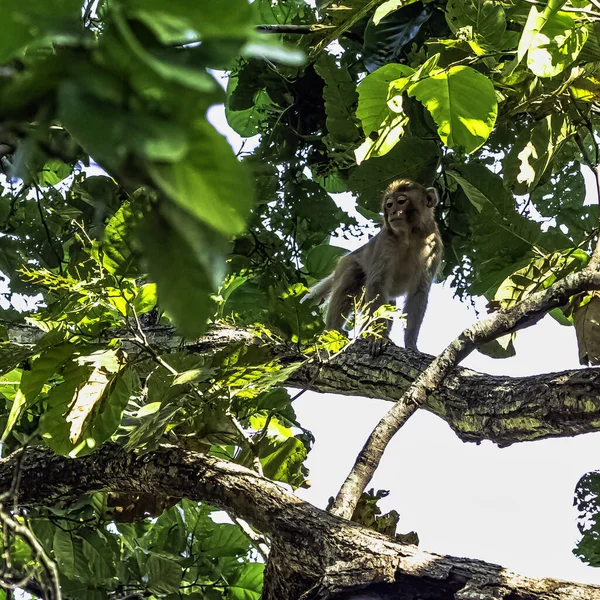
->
[520,0,600,17]
[0,505,61,600]
[256,24,334,34]
[329,268,600,519]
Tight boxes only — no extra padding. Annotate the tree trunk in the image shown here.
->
[1,444,599,600]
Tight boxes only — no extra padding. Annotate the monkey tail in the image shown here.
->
[302,273,334,304]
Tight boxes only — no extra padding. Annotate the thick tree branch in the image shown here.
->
[0,444,598,600]
[330,270,600,519]
[5,320,600,447]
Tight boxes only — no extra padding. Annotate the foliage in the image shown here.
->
[574,471,600,566]
[1,0,600,596]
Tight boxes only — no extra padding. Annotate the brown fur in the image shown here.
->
[315,179,442,351]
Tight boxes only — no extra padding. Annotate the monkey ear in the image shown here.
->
[425,187,439,207]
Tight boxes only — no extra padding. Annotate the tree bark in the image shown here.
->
[4,322,600,448]
[0,444,598,600]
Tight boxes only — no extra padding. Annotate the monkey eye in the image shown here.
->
[397,196,408,205]
[385,201,393,209]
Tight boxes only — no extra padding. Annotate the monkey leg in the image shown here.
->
[404,281,431,350]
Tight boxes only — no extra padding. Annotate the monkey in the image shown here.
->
[307,179,442,354]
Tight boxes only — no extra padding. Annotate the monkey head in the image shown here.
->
[382,179,439,234]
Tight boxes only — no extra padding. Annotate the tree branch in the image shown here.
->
[329,269,600,519]
[0,444,598,600]
[5,321,600,448]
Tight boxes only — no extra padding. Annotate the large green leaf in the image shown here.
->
[39,353,125,456]
[408,66,497,153]
[356,64,414,137]
[226,74,275,138]
[148,119,254,236]
[517,1,566,62]
[138,208,226,337]
[58,81,189,174]
[354,63,414,163]
[522,8,587,77]
[0,0,82,62]
[363,2,432,73]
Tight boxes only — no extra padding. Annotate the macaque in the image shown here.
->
[308,179,442,353]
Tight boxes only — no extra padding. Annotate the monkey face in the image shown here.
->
[382,179,438,233]
[384,193,411,232]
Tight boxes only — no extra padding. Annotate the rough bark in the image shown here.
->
[1,444,598,600]
[4,322,600,448]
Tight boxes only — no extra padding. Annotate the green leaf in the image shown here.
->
[121,0,254,41]
[357,63,414,138]
[363,3,432,73]
[199,524,250,557]
[407,66,498,153]
[315,53,360,145]
[526,11,588,78]
[138,207,226,337]
[38,159,73,186]
[478,332,516,359]
[503,114,573,195]
[260,436,308,488]
[146,555,183,594]
[53,529,77,579]
[148,119,254,236]
[58,81,189,171]
[0,0,83,61]
[131,283,158,315]
[102,200,145,278]
[226,81,274,137]
[81,532,116,584]
[574,294,600,366]
[52,530,91,582]
[2,343,75,441]
[305,244,347,279]
[446,0,506,48]
[227,563,264,600]
[574,470,600,566]
[517,1,565,62]
[373,0,419,26]
[39,360,96,455]
[88,368,139,446]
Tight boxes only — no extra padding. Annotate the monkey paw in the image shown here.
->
[368,336,389,358]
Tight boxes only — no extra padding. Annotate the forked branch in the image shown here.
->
[329,268,600,519]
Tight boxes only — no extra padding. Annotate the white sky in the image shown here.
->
[208,102,600,586]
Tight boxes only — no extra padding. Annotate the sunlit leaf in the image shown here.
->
[408,66,497,153]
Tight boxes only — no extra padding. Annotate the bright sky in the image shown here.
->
[208,101,600,586]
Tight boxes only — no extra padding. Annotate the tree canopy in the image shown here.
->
[1,0,600,598]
